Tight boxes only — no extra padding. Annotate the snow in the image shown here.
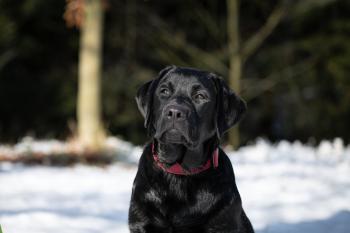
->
[1,139,350,233]
[0,136,143,163]
[0,164,135,233]
[229,139,350,232]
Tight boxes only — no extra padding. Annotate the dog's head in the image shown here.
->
[136,66,246,148]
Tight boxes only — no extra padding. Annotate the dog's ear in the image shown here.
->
[136,65,176,134]
[211,74,247,138]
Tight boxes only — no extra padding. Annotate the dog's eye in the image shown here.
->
[194,93,206,100]
[160,88,170,96]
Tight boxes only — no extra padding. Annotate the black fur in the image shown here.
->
[129,66,254,233]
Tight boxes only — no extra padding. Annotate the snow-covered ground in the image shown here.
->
[1,139,350,233]
[0,136,143,164]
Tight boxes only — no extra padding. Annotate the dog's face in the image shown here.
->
[136,66,246,149]
[152,70,217,148]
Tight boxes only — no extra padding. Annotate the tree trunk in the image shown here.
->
[77,0,105,151]
[227,0,242,148]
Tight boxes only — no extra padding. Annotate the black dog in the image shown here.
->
[129,66,254,233]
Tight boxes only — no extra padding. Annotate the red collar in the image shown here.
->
[151,143,219,176]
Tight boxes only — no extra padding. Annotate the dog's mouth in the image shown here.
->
[159,129,186,144]
[156,128,199,149]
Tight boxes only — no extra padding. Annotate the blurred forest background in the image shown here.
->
[0,0,349,148]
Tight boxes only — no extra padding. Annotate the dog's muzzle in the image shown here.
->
[155,105,198,146]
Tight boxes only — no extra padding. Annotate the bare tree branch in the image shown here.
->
[160,31,228,74]
[148,15,228,74]
[242,57,317,101]
[0,50,16,71]
[154,46,190,67]
[193,4,223,43]
[241,1,289,63]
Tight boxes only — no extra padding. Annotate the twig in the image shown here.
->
[241,1,289,62]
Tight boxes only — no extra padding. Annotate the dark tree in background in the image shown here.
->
[227,0,242,148]
[226,0,289,147]
[64,0,107,151]
[0,0,78,141]
[0,0,349,145]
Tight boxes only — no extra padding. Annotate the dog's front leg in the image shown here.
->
[129,202,170,233]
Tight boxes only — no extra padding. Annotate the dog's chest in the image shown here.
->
[144,175,221,224]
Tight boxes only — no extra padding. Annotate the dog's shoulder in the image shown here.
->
[217,148,235,177]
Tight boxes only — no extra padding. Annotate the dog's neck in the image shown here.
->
[155,138,216,170]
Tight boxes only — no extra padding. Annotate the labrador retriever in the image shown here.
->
[129,66,254,233]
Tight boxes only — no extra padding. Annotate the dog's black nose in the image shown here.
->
[166,107,186,121]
